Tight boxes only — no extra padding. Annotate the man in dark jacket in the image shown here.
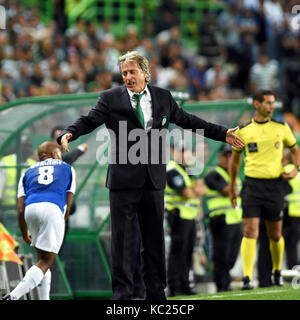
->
[57,51,244,300]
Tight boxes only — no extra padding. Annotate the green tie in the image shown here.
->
[134,92,145,128]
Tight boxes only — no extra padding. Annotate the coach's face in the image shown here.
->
[121,60,146,93]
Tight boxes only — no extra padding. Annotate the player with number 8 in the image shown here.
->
[2,141,76,300]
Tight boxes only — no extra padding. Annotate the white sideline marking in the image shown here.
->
[185,289,289,300]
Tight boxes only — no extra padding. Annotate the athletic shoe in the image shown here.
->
[2,294,11,300]
[241,276,254,290]
[273,270,283,286]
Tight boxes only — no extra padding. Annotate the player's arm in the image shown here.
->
[283,144,300,180]
[17,196,31,245]
[65,166,76,221]
[65,192,74,222]
[229,150,242,207]
[17,174,31,244]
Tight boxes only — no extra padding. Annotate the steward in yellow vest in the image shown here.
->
[0,154,36,207]
[164,142,206,297]
[165,161,200,220]
[284,163,300,218]
[205,165,242,224]
[204,144,242,292]
[282,149,300,269]
[0,137,36,229]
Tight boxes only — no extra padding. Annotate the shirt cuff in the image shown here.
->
[77,145,85,152]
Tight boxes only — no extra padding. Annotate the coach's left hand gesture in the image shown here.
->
[226,127,244,149]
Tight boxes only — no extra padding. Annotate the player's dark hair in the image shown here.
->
[252,90,275,103]
[50,126,65,139]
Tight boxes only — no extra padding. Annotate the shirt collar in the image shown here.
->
[127,85,149,100]
[252,117,271,124]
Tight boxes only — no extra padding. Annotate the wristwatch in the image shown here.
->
[298,166,300,172]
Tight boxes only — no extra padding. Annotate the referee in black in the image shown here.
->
[229,90,300,289]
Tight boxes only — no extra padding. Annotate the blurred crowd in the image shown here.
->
[1,0,300,125]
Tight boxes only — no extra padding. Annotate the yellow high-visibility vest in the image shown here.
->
[205,166,242,224]
[165,161,200,220]
[284,164,300,217]
[1,154,36,206]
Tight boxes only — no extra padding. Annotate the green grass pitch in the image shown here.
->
[168,284,300,300]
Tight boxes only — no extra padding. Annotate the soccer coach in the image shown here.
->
[57,51,244,300]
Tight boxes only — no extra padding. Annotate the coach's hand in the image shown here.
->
[226,127,244,149]
[61,133,72,152]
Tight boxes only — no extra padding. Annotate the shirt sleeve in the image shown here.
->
[204,170,227,191]
[283,122,297,148]
[17,174,26,198]
[166,169,186,194]
[67,166,76,194]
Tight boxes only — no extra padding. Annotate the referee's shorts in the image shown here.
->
[241,176,286,221]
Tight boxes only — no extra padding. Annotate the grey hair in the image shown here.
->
[118,51,151,83]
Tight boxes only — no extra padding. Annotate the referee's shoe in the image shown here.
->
[242,276,254,290]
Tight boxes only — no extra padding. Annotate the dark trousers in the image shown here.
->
[109,185,166,301]
[131,217,145,298]
[258,215,300,286]
[209,215,242,291]
[167,209,196,293]
[283,216,300,269]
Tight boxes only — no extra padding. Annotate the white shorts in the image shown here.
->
[25,202,65,254]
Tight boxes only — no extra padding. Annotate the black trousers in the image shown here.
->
[283,215,300,269]
[209,215,242,292]
[131,216,145,298]
[167,209,196,293]
[258,215,300,285]
[109,184,166,301]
